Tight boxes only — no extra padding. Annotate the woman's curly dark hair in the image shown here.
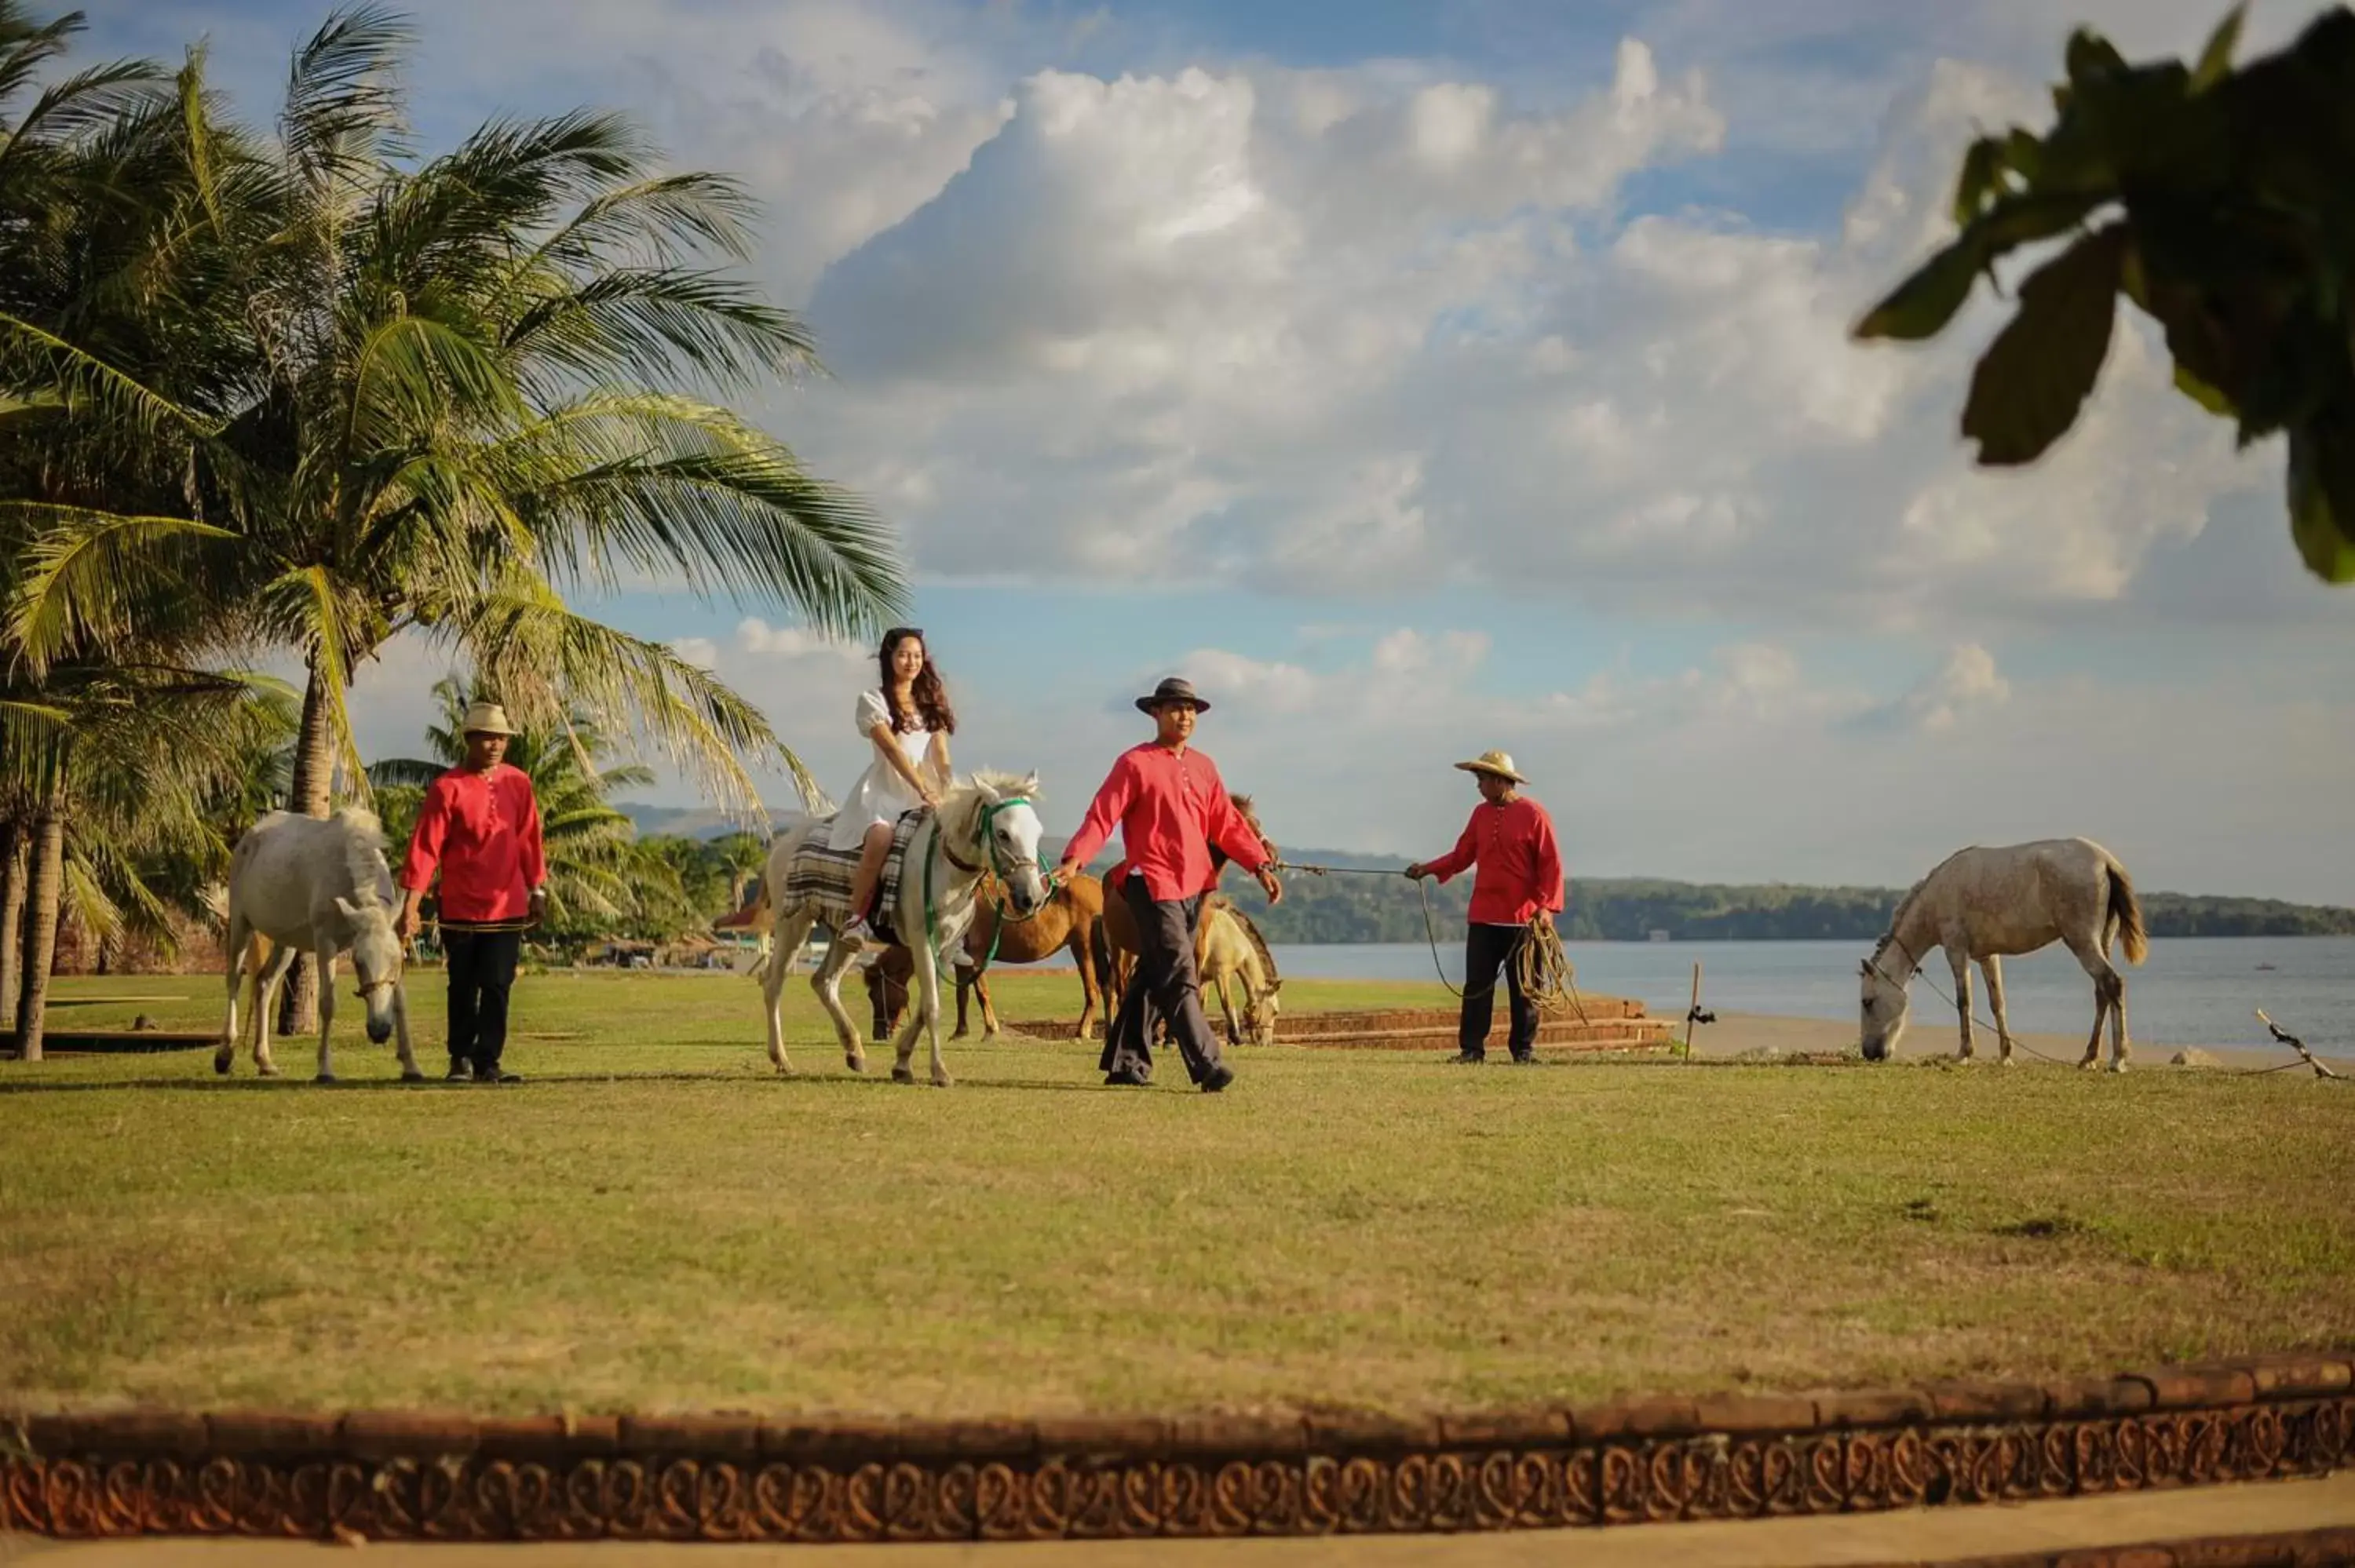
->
[878,627,956,735]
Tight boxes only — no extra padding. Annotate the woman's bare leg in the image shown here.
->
[845,821,893,931]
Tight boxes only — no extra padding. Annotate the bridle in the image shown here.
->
[1865,935,1916,994]
[354,974,400,1002]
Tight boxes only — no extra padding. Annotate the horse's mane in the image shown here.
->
[1233,903,1278,986]
[329,807,392,903]
[937,771,1039,850]
[1876,844,1973,954]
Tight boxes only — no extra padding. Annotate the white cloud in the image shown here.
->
[782,36,2273,631]
[1857,643,2013,733]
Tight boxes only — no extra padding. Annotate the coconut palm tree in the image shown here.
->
[6,6,905,1030]
[0,5,294,1056]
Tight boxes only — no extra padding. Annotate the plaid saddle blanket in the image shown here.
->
[780,809,927,941]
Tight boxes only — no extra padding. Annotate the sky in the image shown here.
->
[78,0,2355,902]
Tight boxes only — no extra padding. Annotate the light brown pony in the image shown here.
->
[1199,895,1281,1045]
[866,872,1112,1040]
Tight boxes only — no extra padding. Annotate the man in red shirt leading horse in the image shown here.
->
[1405,749,1564,1066]
[1057,677,1282,1092]
[394,699,548,1085]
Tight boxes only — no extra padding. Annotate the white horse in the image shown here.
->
[1859,837,2148,1071]
[754,771,1048,1087]
[220,808,419,1083]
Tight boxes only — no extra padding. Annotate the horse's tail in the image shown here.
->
[2105,858,2149,967]
[1087,917,1113,999]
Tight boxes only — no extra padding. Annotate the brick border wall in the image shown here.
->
[3,1353,2348,1544]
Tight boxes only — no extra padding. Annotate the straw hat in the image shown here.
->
[459,699,519,737]
[1453,749,1527,784]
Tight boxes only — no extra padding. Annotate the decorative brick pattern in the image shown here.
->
[3,1353,2349,1544]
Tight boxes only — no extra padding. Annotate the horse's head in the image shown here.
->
[334,894,406,1045]
[1858,947,1911,1062]
[970,771,1050,917]
[1245,977,1282,1046]
[1215,794,1276,880]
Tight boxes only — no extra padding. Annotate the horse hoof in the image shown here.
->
[257,1064,281,1078]
[845,1056,866,1074]
[314,1072,337,1085]
[2109,1061,2130,1075]
[213,1056,232,1077]
[892,1067,915,1085]
[400,1070,425,1084]
[931,1074,953,1089]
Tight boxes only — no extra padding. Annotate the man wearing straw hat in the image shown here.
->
[1404,750,1564,1066]
[1056,677,1282,1092]
[395,698,548,1085]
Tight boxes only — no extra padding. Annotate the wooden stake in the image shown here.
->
[2257,1009,2340,1080]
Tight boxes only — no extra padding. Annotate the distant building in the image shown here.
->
[1648,929,1671,943]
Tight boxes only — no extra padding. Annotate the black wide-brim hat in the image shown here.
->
[1135,676,1210,714]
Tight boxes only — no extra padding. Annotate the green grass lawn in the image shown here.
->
[3,967,2350,1420]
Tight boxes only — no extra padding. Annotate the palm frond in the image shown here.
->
[279,3,413,187]
[4,505,238,670]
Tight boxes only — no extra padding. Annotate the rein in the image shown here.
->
[921,795,1058,975]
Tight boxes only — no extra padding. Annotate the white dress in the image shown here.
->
[823,690,937,851]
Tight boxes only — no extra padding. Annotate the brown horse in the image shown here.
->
[1098,794,1274,1011]
[865,872,1113,1040]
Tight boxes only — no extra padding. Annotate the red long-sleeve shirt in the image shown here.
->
[1064,742,1269,902]
[396,764,546,925]
[1425,797,1565,926]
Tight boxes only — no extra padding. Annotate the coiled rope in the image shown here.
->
[1272,861,1590,1024]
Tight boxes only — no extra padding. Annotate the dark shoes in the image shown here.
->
[1104,1068,1148,1087]
[445,1061,473,1083]
[1199,1064,1234,1093]
[476,1067,523,1085]
[1446,1051,1484,1065]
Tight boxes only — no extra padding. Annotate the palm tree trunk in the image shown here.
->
[277,658,338,1036]
[0,816,27,1023]
[13,784,68,1063]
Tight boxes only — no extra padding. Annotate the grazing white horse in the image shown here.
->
[220,808,419,1083]
[754,771,1049,1087]
[1860,837,2148,1071]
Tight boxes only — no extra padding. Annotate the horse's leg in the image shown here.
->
[392,983,422,1081]
[1948,949,1975,1062]
[217,913,249,1076]
[2060,932,2114,1070]
[908,938,951,1088]
[1214,973,1242,1046]
[2101,957,2130,1073]
[1980,955,2016,1067]
[978,971,1001,1037]
[250,943,299,1079]
[763,910,813,1074]
[312,943,341,1082]
[1070,924,1098,1040]
[809,935,865,1073]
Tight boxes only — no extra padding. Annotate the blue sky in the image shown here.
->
[73,0,2355,901]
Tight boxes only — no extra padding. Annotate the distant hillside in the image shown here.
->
[616,807,2353,941]
[1207,851,2355,943]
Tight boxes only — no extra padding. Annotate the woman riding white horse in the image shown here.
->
[833,627,955,946]
[757,771,1049,1087]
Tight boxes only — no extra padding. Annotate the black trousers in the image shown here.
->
[1101,879,1225,1085]
[1462,923,1539,1061]
[443,926,523,1070]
